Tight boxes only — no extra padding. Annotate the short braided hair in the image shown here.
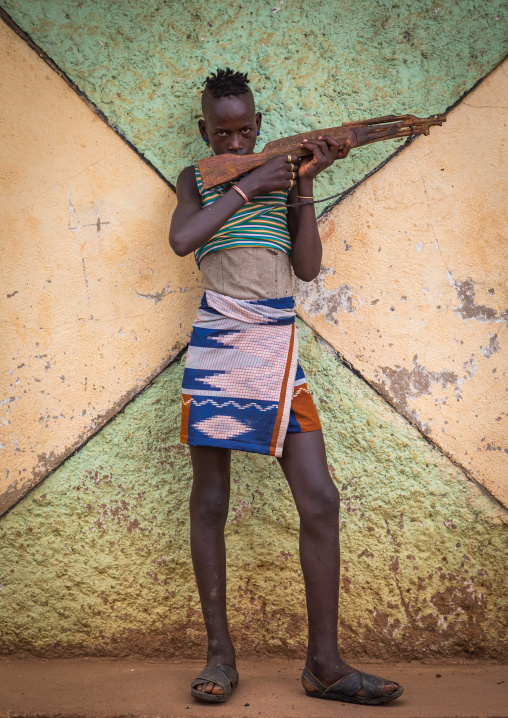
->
[203,68,251,98]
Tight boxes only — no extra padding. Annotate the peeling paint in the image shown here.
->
[373,355,469,433]
[448,272,508,326]
[294,266,354,324]
[481,333,499,358]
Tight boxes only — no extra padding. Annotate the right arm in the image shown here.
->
[168,159,295,257]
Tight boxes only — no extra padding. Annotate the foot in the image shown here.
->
[302,658,399,698]
[194,653,236,696]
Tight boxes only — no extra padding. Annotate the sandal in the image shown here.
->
[302,667,404,705]
[191,664,239,703]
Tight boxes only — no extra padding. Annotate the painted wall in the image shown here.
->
[0,21,200,513]
[1,0,507,660]
[296,60,508,507]
[1,324,506,659]
[2,0,508,212]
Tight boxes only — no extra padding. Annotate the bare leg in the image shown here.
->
[189,445,235,695]
[277,430,397,696]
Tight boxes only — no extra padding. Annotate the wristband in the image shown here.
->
[232,184,249,203]
[297,195,315,199]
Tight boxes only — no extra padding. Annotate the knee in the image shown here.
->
[299,482,340,527]
[191,487,229,530]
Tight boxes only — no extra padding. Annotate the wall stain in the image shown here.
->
[486,443,507,453]
[135,284,193,304]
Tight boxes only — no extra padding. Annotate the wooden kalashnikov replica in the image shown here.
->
[197,113,446,190]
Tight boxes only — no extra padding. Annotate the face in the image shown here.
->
[198,93,261,155]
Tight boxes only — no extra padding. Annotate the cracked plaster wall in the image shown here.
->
[295,60,508,506]
[1,323,506,660]
[0,22,200,513]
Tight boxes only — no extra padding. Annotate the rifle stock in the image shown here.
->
[197,113,446,189]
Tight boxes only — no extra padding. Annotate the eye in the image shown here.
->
[217,131,228,137]
[241,128,252,134]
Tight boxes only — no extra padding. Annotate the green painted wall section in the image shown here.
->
[1,322,506,659]
[3,0,507,213]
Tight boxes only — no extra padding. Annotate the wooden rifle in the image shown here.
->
[197,113,446,190]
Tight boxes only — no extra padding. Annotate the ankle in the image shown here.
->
[207,642,236,668]
[306,646,341,668]
[306,652,353,684]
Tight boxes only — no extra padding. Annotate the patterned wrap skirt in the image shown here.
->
[180,290,321,457]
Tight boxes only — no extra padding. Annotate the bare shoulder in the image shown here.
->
[176,165,199,197]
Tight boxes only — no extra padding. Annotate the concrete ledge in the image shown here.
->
[0,657,506,718]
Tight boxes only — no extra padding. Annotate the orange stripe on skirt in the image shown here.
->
[290,383,322,432]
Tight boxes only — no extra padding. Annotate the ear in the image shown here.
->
[198,119,208,141]
[255,112,262,133]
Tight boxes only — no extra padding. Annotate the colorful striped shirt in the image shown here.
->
[193,166,292,268]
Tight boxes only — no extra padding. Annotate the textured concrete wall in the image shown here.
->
[1,324,506,659]
[3,0,507,213]
[295,60,508,507]
[0,22,200,513]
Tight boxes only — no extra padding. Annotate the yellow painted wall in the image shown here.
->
[0,22,200,514]
[295,60,508,507]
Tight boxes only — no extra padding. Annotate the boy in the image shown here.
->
[169,68,402,705]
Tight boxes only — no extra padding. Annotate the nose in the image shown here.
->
[228,133,242,152]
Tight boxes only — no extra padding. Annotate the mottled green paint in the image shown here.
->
[3,0,507,214]
[1,322,506,658]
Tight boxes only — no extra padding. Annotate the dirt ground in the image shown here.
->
[0,657,506,718]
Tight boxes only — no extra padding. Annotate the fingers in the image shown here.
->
[286,156,299,175]
[283,154,300,189]
[321,136,351,160]
[301,136,351,163]
[336,139,351,159]
[301,138,328,158]
[300,138,335,166]
[321,135,341,161]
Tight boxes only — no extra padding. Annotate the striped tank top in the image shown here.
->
[193,166,292,269]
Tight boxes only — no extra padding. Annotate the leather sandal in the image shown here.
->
[191,664,239,703]
[302,667,404,705]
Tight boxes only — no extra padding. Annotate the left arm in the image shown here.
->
[287,137,351,281]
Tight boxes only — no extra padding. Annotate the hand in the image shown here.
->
[240,154,300,197]
[298,136,351,181]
